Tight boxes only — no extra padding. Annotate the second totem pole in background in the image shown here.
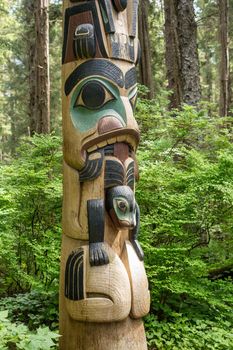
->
[60,1,150,349]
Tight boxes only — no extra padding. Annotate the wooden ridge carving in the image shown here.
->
[60,1,150,349]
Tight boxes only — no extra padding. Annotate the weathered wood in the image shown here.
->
[60,1,150,348]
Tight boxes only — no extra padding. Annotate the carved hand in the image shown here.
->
[89,242,110,266]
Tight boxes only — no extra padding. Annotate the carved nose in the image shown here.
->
[98,116,123,134]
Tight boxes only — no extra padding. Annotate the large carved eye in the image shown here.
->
[117,200,128,213]
[75,81,115,110]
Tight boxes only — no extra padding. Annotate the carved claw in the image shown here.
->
[130,240,144,261]
[89,243,110,266]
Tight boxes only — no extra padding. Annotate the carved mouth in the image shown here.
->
[82,128,140,154]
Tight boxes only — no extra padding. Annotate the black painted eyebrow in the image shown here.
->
[125,67,137,89]
[65,60,124,95]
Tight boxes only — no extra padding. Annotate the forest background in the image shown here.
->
[0,0,233,349]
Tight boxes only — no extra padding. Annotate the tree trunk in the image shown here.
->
[164,0,201,107]
[204,48,214,116]
[138,0,154,99]
[28,1,36,135]
[218,0,229,117]
[30,0,50,134]
[21,0,35,135]
[177,0,201,105]
[164,0,182,108]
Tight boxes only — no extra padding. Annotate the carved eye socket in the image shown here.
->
[117,200,128,213]
[75,81,115,110]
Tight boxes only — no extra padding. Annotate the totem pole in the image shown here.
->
[60,1,150,349]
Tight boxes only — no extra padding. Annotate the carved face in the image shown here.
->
[63,59,139,169]
[62,1,140,170]
[106,186,136,229]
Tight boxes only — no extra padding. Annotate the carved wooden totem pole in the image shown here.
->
[60,1,150,349]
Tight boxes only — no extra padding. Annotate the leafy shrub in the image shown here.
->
[0,291,58,330]
[145,313,233,350]
[1,100,233,349]
[136,99,233,349]
[0,310,59,350]
[0,134,62,295]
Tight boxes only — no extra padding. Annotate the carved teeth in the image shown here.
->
[107,137,117,145]
[116,136,126,142]
[97,141,108,148]
[126,136,137,151]
[86,136,137,153]
[87,145,98,152]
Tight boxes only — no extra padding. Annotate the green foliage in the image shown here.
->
[145,313,233,350]
[0,310,59,350]
[0,291,58,331]
[0,0,231,348]
[1,97,233,349]
[0,134,62,295]
[0,1,63,156]
[135,97,233,349]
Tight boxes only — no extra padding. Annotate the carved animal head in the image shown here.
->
[105,186,136,229]
[62,0,140,170]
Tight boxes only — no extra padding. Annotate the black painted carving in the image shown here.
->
[103,144,115,156]
[129,91,138,111]
[125,67,137,89]
[99,0,115,33]
[112,0,127,12]
[79,145,135,184]
[106,186,144,260]
[111,39,120,59]
[73,24,96,59]
[129,40,135,62]
[65,249,84,300]
[130,202,144,260]
[106,186,134,213]
[79,151,104,182]
[126,161,135,189]
[105,160,125,188]
[110,34,135,62]
[88,199,109,266]
[65,60,124,95]
[135,39,141,66]
[62,3,108,64]
[83,82,106,109]
[129,0,139,38]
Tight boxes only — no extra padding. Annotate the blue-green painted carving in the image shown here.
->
[70,77,127,132]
